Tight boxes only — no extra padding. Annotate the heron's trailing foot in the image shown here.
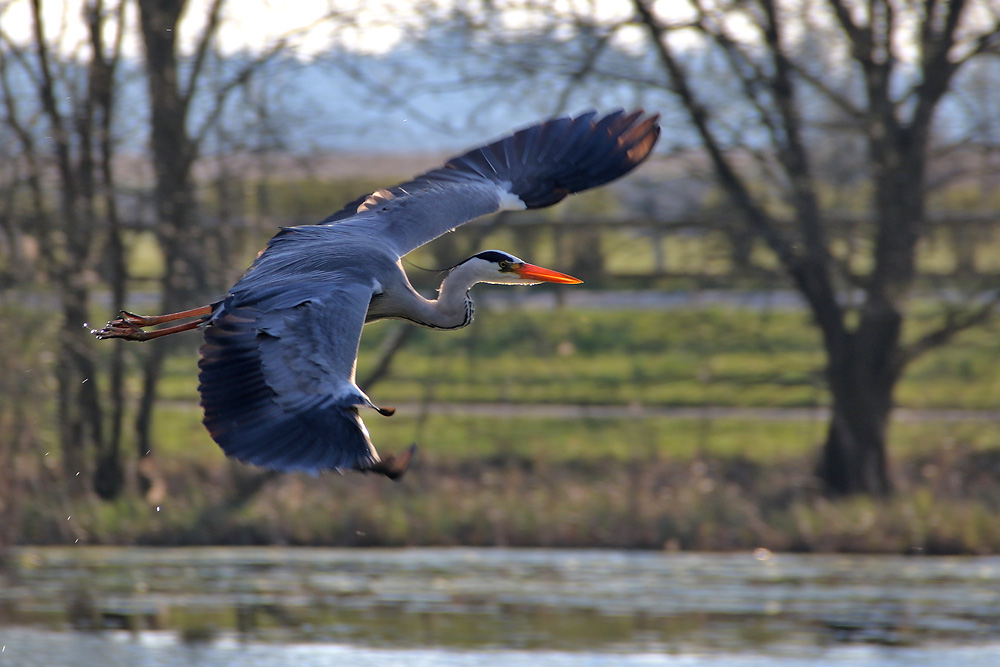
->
[92,317,147,341]
[367,444,417,480]
[92,306,213,341]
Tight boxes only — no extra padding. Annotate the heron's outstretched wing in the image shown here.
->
[323,109,660,258]
[198,280,382,473]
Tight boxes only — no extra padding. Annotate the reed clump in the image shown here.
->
[10,441,1000,555]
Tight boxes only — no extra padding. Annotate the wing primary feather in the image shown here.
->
[318,109,656,228]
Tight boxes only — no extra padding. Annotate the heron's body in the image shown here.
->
[234,224,479,330]
[96,109,660,477]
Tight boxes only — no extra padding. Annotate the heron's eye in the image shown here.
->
[498,260,509,270]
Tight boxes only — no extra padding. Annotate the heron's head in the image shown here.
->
[459,250,582,286]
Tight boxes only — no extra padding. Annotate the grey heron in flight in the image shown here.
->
[95,109,660,479]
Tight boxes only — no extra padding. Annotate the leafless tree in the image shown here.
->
[633,0,1000,495]
[418,0,1000,495]
[131,0,289,476]
[0,0,128,497]
[0,0,427,505]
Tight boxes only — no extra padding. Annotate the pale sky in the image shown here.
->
[4,0,997,64]
[0,0,665,152]
[0,0,409,58]
[0,0,646,59]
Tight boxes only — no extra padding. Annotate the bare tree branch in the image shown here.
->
[0,35,54,270]
[694,4,786,149]
[182,0,225,112]
[909,0,968,140]
[826,0,868,55]
[633,0,799,272]
[191,39,287,149]
[552,21,614,113]
[30,0,75,207]
[954,26,1000,65]
[827,0,901,139]
[898,292,1000,369]
[758,0,831,261]
[786,61,866,120]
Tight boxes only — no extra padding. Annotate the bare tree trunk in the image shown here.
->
[56,291,105,492]
[133,0,286,486]
[90,0,128,500]
[134,0,206,474]
[23,0,125,496]
[819,397,892,496]
[813,136,924,494]
[816,331,896,496]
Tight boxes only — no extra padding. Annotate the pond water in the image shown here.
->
[1,547,998,666]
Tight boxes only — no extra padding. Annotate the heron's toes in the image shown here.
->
[92,320,147,341]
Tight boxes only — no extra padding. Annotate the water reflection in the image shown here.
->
[3,627,1000,667]
[1,547,999,665]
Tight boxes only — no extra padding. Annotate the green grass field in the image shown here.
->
[5,172,1000,550]
[141,303,1000,472]
[5,300,1000,551]
[151,304,1000,411]
[150,401,1000,468]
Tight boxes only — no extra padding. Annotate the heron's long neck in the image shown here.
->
[406,263,478,330]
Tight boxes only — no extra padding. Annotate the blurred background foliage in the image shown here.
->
[1,0,999,551]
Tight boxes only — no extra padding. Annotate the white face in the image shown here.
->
[462,250,582,286]
[466,253,532,285]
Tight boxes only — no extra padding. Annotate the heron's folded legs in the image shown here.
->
[115,305,213,327]
[92,305,213,341]
[367,444,417,480]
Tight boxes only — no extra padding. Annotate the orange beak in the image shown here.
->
[512,263,583,284]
